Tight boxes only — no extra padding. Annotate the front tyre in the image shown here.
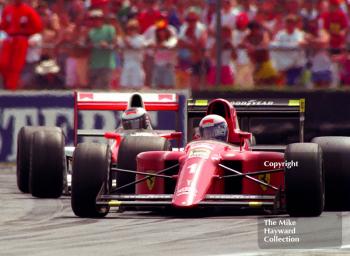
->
[312,136,350,210]
[71,143,111,218]
[285,143,324,217]
[116,136,171,193]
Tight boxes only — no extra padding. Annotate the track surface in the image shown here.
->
[1,164,350,256]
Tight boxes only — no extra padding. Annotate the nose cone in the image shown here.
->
[172,158,217,208]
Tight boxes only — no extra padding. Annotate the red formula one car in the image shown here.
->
[16,92,182,199]
[72,98,350,217]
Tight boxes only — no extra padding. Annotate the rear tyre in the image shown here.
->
[116,136,171,193]
[312,136,350,210]
[17,126,41,193]
[71,143,111,218]
[30,128,65,198]
[285,143,324,217]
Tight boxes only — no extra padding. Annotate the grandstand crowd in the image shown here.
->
[1,0,350,90]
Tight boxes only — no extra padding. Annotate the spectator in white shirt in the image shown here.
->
[271,15,307,86]
[119,19,147,89]
[210,0,239,32]
[150,21,178,89]
[142,14,177,87]
[178,8,208,89]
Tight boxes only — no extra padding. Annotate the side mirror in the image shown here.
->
[104,132,121,144]
[160,132,182,140]
[238,131,252,140]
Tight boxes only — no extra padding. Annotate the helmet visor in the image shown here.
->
[200,123,228,141]
[122,119,143,129]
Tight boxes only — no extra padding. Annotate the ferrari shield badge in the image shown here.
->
[146,177,156,191]
[258,174,271,191]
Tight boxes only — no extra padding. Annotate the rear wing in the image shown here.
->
[187,99,305,144]
[74,92,180,145]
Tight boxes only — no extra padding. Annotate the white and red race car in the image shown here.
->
[16,92,182,198]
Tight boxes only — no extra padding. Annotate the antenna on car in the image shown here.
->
[128,93,145,109]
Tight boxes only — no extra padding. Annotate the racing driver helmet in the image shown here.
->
[121,107,150,130]
[199,114,228,142]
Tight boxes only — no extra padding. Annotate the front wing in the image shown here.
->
[96,194,280,210]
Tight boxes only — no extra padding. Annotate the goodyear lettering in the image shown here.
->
[232,100,274,106]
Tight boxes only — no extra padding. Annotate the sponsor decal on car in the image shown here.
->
[176,186,198,196]
[78,93,94,100]
[231,100,274,106]
[188,148,211,159]
[258,173,271,191]
[146,177,156,191]
[158,94,174,101]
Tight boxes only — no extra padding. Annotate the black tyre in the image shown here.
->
[312,136,350,210]
[285,143,324,217]
[30,129,65,198]
[116,136,171,193]
[71,143,111,218]
[17,126,41,193]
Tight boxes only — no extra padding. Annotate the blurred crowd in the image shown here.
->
[1,0,350,90]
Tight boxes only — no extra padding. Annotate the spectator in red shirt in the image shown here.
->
[0,0,43,90]
[321,0,348,54]
[138,0,162,34]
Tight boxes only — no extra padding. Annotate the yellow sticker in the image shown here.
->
[249,201,262,207]
[146,176,156,191]
[258,173,271,191]
[288,99,300,106]
[300,99,305,113]
[109,200,122,207]
[195,100,209,106]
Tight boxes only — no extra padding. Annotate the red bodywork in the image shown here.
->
[136,99,285,208]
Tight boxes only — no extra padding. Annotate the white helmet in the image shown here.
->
[121,108,150,130]
[199,114,228,142]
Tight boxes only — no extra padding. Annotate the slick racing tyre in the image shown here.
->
[285,143,324,217]
[17,126,42,193]
[116,136,171,193]
[312,137,350,210]
[30,128,65,198]
[71,143,111,218]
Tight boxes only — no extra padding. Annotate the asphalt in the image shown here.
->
[1,164,350,256]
